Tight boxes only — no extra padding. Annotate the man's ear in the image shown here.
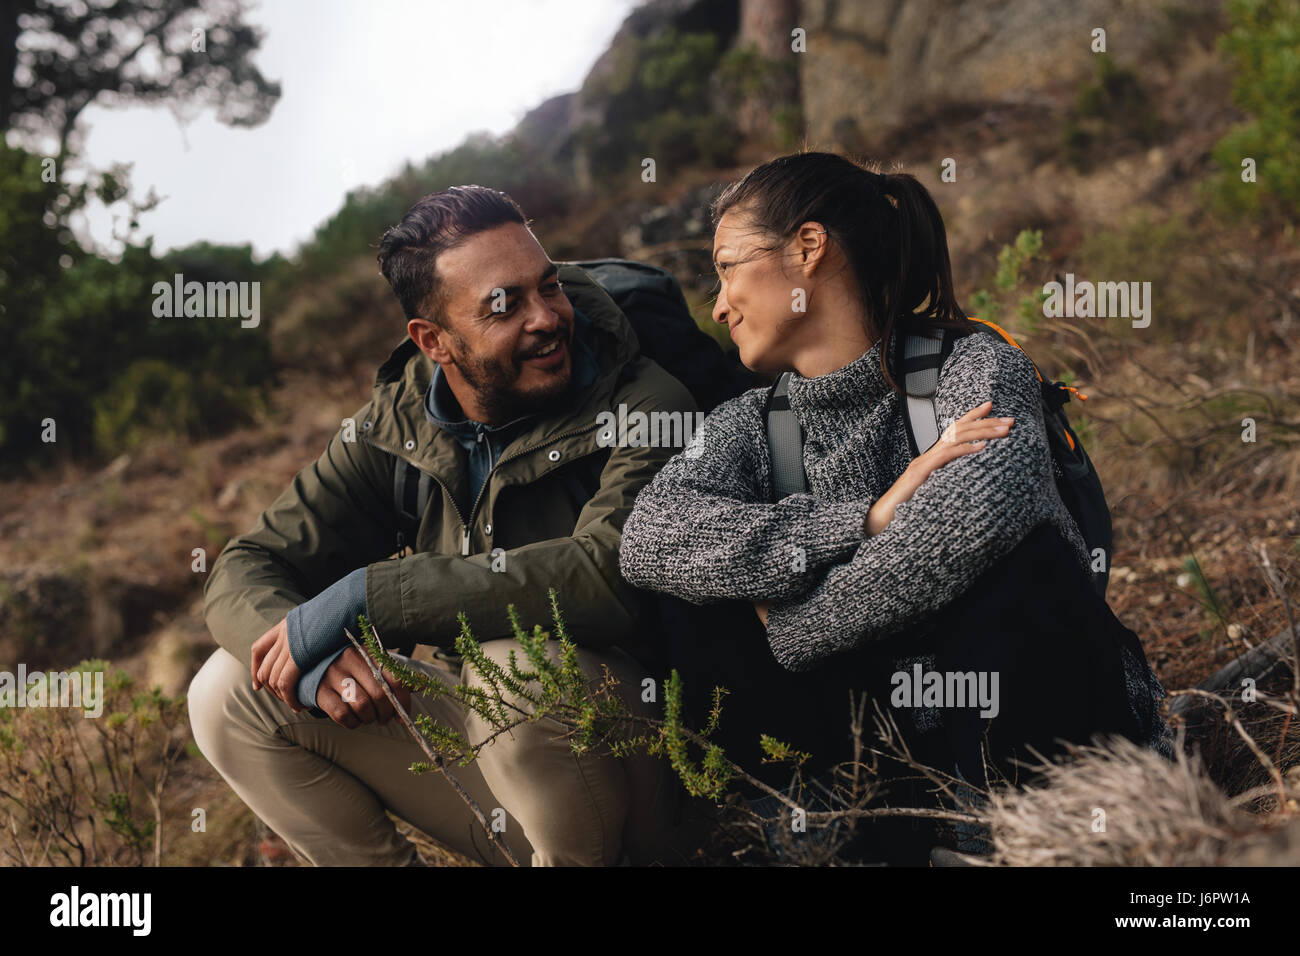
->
[408,318,454,365]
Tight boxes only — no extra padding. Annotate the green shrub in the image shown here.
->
[639,108,735,170]
[91,359,263,454]
[1209,0,1300,219]
[0,146,274,469]
[0,661,188,866]
[1061,55,1164,170]
[578,30,737,180]
[1076,211,1259,346]
[296,134,573,282]
[969,229,1048,329]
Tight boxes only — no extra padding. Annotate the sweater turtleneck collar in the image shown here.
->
[784,337,893,424]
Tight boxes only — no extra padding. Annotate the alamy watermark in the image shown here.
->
[151,273,260,328]
[595,404,706,457]
[1042,273,1151,328]
[890,663,1000,719]
[49,885,150,935]
[0,664,105,718]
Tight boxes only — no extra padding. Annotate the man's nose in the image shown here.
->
[525,295,563,333]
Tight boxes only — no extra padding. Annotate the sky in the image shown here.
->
[73,0,640,259]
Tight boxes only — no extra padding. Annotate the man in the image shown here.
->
[188,185,699,866]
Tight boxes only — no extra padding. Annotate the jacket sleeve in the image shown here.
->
[202,407,398,670]
[617,388,870,605]
[362,361,697,661]
[764,335,1081,672]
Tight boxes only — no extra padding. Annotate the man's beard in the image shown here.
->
[448,329,572,423]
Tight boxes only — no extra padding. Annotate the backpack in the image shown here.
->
[571,257,760,413]
[391,257,759,544]
[765,318,1114,597]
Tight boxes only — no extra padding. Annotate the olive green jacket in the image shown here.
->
[202,264,697,671]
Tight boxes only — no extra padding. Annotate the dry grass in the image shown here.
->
[968,732,1300,867]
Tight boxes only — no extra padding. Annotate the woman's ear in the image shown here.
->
[792,221,828,276]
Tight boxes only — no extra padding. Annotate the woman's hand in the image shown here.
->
[250,618,304,713]
[863,400,1013,536]
[755,402,1011,625]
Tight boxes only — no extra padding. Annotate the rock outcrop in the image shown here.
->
[795,0,1223,149]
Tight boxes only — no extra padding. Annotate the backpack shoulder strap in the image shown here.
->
[393,457,433,552]
[897,327,957,457]
[765,372,808,500]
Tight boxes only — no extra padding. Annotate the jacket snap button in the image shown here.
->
[484,523,493,535]
[547,449,561,462]
[404,439,415,451]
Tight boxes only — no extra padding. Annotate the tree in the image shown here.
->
[1,0,280,153]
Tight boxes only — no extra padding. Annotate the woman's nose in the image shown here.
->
[711,287,729,325]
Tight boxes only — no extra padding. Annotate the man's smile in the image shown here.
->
[521,334,569,368]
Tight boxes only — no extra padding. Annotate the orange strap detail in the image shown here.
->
[966,316,1043,383]
[967,316,1085,452]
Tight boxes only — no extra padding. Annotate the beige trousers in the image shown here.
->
[188,639,698,866]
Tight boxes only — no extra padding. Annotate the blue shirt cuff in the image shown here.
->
[296,647,347,712]
[286,566,368,713]
[286,567,368,669]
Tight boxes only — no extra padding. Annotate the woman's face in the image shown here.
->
[711,208,806,375]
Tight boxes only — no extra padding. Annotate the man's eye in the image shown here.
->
[542,282,562,295]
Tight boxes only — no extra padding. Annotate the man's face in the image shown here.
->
[416,223,576,424]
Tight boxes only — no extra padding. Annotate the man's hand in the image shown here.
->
[251,618,304,713]
[314,646,413,729]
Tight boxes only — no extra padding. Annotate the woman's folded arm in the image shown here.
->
[764,335,1083,671]
[618,388,871,604]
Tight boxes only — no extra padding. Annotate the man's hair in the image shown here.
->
[377,185,527,324]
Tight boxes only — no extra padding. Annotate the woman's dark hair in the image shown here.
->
[711,151,976,392]
[378,185,526,324]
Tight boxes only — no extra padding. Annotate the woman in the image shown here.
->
[618,152,1172,862]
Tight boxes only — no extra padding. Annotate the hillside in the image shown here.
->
[1,0,1297,866]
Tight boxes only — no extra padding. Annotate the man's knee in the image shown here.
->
[462,638,548,712]
[460,638,641,713]
[187,648,254,771]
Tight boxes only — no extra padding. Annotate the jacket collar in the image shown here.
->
[423,308,601,440]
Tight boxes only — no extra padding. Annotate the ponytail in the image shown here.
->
[874,170,973,391]
[712,152,975,393]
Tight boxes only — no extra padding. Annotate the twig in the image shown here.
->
[343,627,521,867]
[1253,544,1299,698]
[1166,687,1286,801]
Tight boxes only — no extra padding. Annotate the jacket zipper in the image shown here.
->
[368,420,602,556]
[364,435,468,553]
[464,420,604,537]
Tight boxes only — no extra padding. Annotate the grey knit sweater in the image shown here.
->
[619,331,1172,755]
